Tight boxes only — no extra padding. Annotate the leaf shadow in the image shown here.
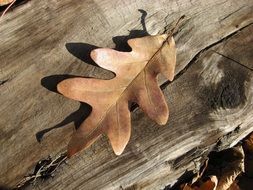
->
[65,43,99,67]
[38,75,92,142]
[112,9,149,52]
[37,9,150,143]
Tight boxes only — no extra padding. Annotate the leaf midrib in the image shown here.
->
[82,35,172,141]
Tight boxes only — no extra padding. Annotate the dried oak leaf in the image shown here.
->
[205,146,245,190]
[228,180,241,190]
[228,133,253,190]
[182,176,218,190]
[0,0,13,6]
[58,34,176,157]
[242,132,253,178]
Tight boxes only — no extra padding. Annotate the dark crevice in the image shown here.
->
[165,170,195,190]
[15,152,67,189]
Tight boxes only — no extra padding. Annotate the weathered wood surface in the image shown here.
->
[0,0,253,189]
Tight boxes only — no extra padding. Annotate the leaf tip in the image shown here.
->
[56,81,65,94]
[112,145,126,156]
[157,118,168,126]
[115,151,123,156]
[157,109,169,126]
[168,73,175,81]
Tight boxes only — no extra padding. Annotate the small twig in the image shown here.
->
[16,152,67,189]
[166,15,186,41]
[0,0,16,20]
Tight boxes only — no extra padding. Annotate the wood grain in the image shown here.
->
[0,0,253,189]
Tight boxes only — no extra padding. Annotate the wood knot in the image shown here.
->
[210,70,247,109]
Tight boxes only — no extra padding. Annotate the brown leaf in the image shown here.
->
[244,132,253,153]
[243,132,253,178]
[0,0,13,6]
[205,146,245,190]
[200,176,218,190]
[228,180,241,190]
[58,34,176,157]
[182,184,194,190]
[182,176,218,190]
[225,133,253,190]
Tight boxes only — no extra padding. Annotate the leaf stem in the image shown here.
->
[0,0,16,20]
[166,15,186,41]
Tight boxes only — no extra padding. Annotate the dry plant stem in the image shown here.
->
[168,15,186,37]
[16,153,67,188]
[0,0,16,19]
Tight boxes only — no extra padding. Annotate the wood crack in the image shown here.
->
[132,22,253,113]
[161,22,253,89]
[219,5,247,22]
[0,79,9,86]
[211,50,253,72]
